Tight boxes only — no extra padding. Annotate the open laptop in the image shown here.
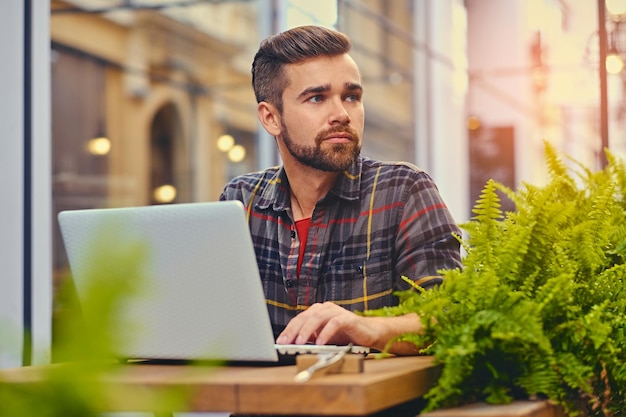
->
[58,200,368,364]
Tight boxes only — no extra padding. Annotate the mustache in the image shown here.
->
[315,126,360,144]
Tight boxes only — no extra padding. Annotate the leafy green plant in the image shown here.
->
[366,141,626,416]
[0,221,189,416]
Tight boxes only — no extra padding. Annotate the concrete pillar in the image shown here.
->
[0,0,52,368]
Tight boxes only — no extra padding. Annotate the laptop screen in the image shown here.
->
[58,201,279,362]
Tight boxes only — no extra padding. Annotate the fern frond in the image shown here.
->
[368,143,626,416]
[461,179,505,278]
[543,140,577,196]
[470,178,503,223]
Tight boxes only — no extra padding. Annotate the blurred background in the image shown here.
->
[48,0,626,274]
[3,0,626,368]
[48,0,626,350]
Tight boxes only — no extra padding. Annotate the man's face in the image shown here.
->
[278,54,364,172]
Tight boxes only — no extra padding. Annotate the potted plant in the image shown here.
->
[367,141,626,416]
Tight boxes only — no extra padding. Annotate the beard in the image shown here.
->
[281,122,361,172]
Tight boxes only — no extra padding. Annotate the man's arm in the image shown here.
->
[394,170,463,291]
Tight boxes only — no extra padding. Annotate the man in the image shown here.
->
[220,25,462,356]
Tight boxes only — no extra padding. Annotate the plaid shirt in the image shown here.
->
[220,156,462,335]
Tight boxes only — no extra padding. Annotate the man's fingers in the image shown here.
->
[293,304,333,344]
[277,302,338,345]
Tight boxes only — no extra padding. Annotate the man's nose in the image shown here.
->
[328,98,351,125]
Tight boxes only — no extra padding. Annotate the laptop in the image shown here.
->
[58,200,368,364]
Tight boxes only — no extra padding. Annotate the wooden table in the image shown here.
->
[0,356,566,416]
[0,356,439,416]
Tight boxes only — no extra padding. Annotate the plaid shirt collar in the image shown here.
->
[255,156,364,212]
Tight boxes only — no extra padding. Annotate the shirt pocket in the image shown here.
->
[320,256,395,312]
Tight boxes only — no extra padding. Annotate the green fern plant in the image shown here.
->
[367,141,626,416]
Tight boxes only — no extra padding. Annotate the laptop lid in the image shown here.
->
[58,200,279,362]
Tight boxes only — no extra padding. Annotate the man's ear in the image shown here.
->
[257,102,282,137]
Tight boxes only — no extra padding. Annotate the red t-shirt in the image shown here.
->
[295,218,311,277]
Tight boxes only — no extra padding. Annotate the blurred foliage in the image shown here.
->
[0,222,189,415]
[366,141,626,416]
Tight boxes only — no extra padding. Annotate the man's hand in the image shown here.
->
[275,301,423,355]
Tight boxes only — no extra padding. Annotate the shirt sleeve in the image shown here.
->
[394,170,463,290]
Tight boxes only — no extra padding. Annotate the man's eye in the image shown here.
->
[345,94,362,102]
[308,95,323,103]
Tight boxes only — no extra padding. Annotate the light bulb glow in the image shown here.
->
[87,137,111,155]
[467,116,481,131]
[216,134,235,152]
[153,184,177,203]
[606,53,624,74]
[228,144,246,162]
[607,0,626,16]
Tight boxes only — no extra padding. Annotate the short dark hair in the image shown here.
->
[251,25,352,112]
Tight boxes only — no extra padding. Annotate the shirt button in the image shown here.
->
[290,230,296,239]
[285,279,294,288]
[356,266,364,273]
